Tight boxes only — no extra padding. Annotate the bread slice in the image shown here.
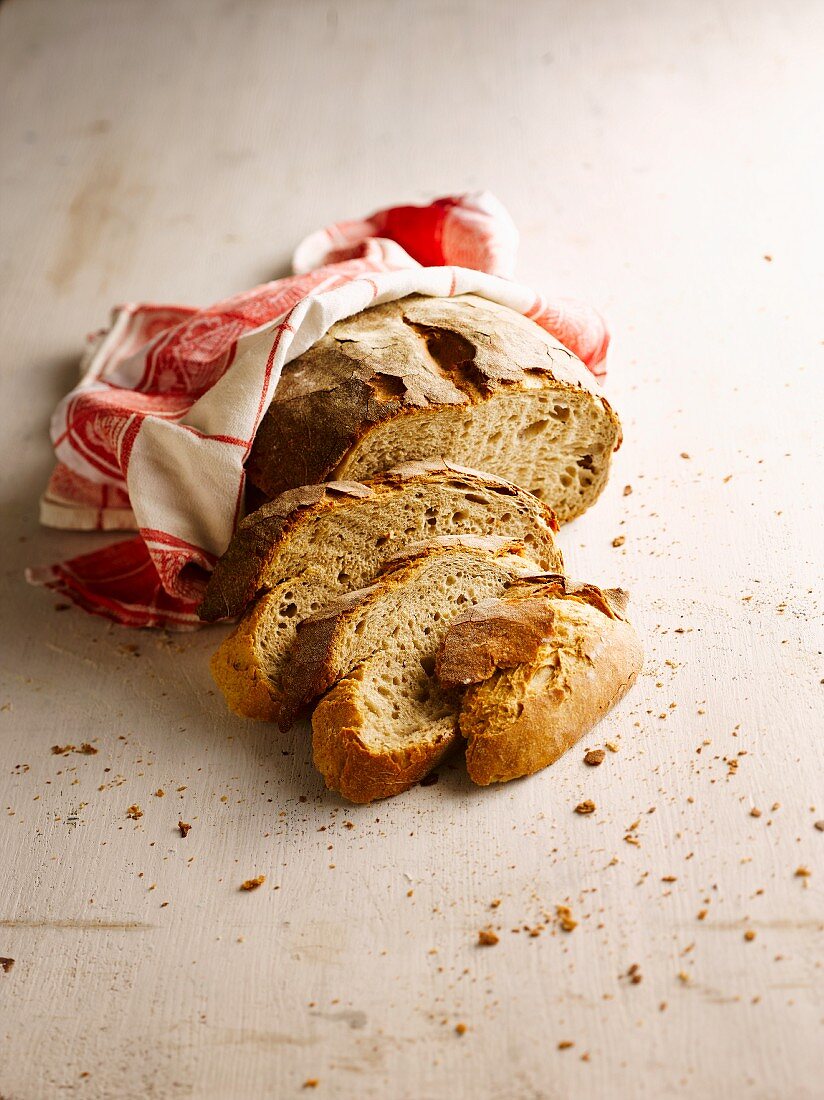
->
[436,576,643,785]
[202,463,562,723]
[286,537,544,803]
[247,295,620,524]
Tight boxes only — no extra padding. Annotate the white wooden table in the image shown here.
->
[1,2,822,1097]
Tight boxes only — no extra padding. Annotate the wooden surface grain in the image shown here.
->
[1,1,822,1097]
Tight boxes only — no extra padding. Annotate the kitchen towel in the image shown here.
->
[28,192,609,629]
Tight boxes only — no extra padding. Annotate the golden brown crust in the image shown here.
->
[457,599,643,786]
[208,594,287,722]
[311,675,459,804]
[246,294,616,498]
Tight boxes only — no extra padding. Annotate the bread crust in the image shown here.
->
[312,674,458,804]
[199,461,560,622]
[246,294,619,500]
[437,579,643,785]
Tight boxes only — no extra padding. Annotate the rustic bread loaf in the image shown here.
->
[246,295,620,523]
[286,536,545,803]
[436,576,643,785]
[202,464,563,723]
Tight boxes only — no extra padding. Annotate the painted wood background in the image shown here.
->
[1,1,821,1097]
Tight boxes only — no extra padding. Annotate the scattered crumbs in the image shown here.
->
[455,1023,467,1036]
[0,957,14,973]
[697,909,708,921]
[419,771,439,787]
[126,804,143,820]
[611,535,625,548]
[574,800,596,815]
[178,821,191,838]
[584,749,605,767]
[302,1081,318,1090]
[51,744,76,755]
[240,875,266,891]
[78,743,97,755]
[605,741,619,753]
[750,807,762,818]
[478,929,499,946]
[625,963,642,985]
[490,899,501,909]
[795,866,811,878]
[680,452,691,460]
[558,1040,574,1050]
[343,821,355,830]
[623,484,633,496]
[556,905,577,932]
[744,930,756,942]
[154,789,165,798]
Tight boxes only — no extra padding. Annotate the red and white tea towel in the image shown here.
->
[28,192,609,629]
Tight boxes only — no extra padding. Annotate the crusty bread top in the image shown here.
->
[280,536,539,726]
[246,294,616,498]
[199,460,559,622]
[435,575,632,688]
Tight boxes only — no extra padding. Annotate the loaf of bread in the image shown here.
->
[436,576,643,785]
[284,536,545,803]
[246,295,620,524]
[201,463,563,723]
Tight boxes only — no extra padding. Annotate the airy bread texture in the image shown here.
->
[203,464,562,723]
[246,295,620,523]
[437,577,643,786]
[287,537,544,803]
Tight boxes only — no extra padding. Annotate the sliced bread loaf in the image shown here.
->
[436,577,643,785]
[246,295,620,523]
[202,464,563,723]
[286,536,544,803]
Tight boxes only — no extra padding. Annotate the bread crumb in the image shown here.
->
[697,909,708,921]
[623,484,633,496]
[605,741,619,753]
[626,963,642,984]
[795,866,811,878]
[490,898,501,909]
[814,821,824,832]
[574,800,596,815]
[78,743,97,755]
[584,749,605,767]
[478,929,499,946]
[154,789,165,798]
[178,821,191,838]
[744,929,756,941]
[51,744,75,755]
[126,805,142,820]
[0,957,14,973]
[611,536,625,548]
[455,1022,467,1036]
[302,1081,318,1090]
[557,1040,574,1050]
[557,905,577,932]
[240,875,265,891]
[750,807,762,818]
[680,452,691,460]
[677,971,690,983]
